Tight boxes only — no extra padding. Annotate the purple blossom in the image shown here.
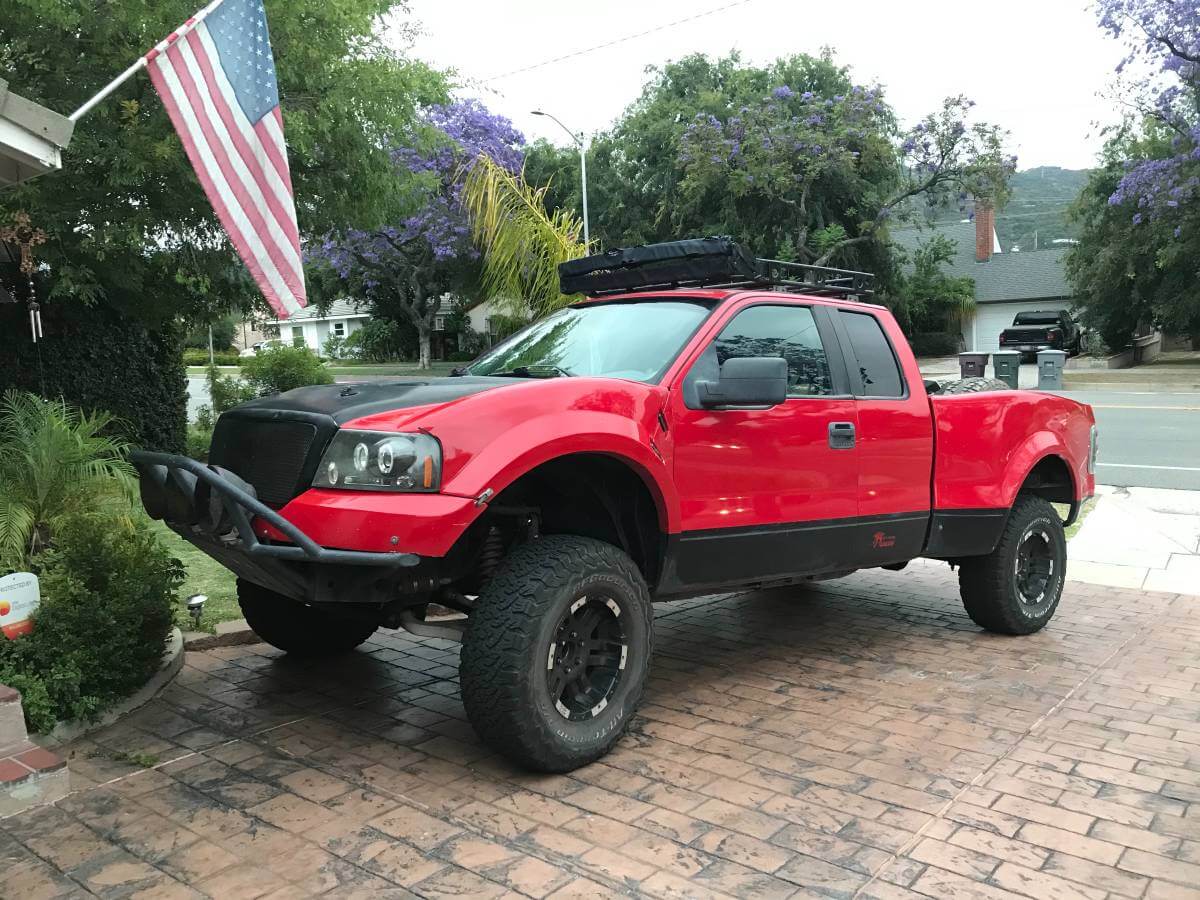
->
[314,98,524,285]
[772,85,795,100]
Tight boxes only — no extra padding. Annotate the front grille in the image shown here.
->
[209,417,320,508]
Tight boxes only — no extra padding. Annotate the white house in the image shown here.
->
[264,298,371,354]
[892,204,1075,353]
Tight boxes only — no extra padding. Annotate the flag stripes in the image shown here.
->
[147,0,305,318]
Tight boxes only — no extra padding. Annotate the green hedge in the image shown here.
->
[909,332,961,357]
[0,512,181,732]
[183,348,241,366]
[0,303,187,452]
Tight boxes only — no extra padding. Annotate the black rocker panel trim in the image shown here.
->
[924,508,1011,559]
[660,511,930,594]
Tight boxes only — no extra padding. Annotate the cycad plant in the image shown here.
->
[0,391,135,571]
[462,153,588,320]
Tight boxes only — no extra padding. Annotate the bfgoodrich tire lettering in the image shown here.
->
[957,495,1067,635]
[237,579,377,656]
[459,535,652,772]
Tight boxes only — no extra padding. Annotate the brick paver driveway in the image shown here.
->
[3,564,1198,899]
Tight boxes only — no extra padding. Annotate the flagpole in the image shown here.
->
[68,0,229,123]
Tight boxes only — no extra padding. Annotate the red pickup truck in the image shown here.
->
[134,239,1097,773]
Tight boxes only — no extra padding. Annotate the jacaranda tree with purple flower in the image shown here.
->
[1067,2,1200,349]
[314,99,524,367]
[677,90,1014,268]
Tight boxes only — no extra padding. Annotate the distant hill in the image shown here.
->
[999,167,1092,252]
[923,166,1092,253]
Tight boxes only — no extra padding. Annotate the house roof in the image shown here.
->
[891,220,1072,304]
[267,298,369,325]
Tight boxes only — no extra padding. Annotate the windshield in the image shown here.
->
[469,300,713,382]
[1014,312,1060,325]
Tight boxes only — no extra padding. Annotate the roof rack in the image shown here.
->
[558,237,874,300]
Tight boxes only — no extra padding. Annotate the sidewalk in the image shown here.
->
[1067,484,1200,594]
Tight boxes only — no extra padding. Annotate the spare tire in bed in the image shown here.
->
[937,377,1012,394]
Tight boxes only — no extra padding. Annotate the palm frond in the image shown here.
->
[0,390,134,568]
[462,154,588,320]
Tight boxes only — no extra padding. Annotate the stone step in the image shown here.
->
[0,684,28,754]
[0,684,69,817]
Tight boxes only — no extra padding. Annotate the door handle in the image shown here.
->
[828,421,856,450]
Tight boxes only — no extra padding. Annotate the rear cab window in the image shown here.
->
[837,310,905,399]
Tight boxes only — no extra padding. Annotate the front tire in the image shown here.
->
[958,495,1066,635]
[459,535,652,772]
[237,579,377,657]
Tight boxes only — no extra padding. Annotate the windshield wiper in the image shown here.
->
[489,365,574,378]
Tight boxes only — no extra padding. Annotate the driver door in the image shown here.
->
[668,301,860,590]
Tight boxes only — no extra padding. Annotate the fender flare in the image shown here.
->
[441,413,679,534]
[1000,432,1077,509]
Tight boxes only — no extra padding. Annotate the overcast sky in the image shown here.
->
[396,0,1128,171]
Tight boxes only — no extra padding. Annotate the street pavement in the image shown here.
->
[1067,389,1200,491]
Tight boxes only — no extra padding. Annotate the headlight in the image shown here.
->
[314,431,441,492]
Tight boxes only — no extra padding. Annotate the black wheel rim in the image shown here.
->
[545,594,627,722]
[1014,526,1055,606]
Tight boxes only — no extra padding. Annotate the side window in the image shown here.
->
[839,311,904,398]
[713,305,833,397]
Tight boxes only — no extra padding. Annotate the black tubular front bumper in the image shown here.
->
[131,451,421,602]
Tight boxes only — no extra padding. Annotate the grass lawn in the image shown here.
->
[1062,496,1096,541]
[151,521,241,632]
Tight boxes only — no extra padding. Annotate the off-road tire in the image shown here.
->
[459,535,652,772]
[237,579,377,657]
[958,495,1066,635]
[939,377,1012,394]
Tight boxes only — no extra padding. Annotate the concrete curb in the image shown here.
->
[41,627,185,748]
[183,619,258,651]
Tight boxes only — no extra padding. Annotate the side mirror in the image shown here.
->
[697,357,788,409]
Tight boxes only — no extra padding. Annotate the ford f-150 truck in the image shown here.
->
[133,238,1097,773]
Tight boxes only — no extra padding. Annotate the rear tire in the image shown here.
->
[237,579,377,657]
[939,377,1012,394]
[459,535,652,773]
[958,495,1066,635]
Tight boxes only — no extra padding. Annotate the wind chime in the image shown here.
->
[0,212,48,343]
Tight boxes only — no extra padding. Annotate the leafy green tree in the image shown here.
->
[887,234,976,338]
[184,316,237,351]
[525,52,1012,277]
[1067,126,1200,349]
[0,0,447,326]
[1066,3,1200,349]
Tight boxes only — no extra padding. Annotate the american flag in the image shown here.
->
[147,0,306,318]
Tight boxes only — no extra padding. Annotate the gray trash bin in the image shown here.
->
[992,351,1021,390]
[1037,350,1068,390]
[958,352,990,379]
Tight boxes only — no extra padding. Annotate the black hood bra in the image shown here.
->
[229,377,513,425]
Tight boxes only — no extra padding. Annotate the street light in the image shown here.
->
[531,110,590,247]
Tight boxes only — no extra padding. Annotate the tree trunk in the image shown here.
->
[418,325,431,369]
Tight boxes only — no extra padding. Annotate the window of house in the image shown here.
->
[332,321,346,337]
[839,311,904,398]
[291,326,304,347]
[713,305,832,397]
[434,315,447,332]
